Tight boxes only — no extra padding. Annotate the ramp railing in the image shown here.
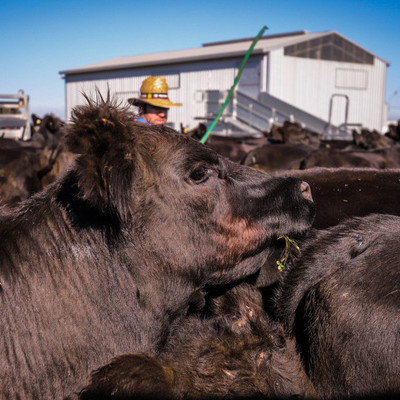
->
[201,88,360,139]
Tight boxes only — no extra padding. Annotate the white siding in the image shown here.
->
[268,48,386,131]
[169,59,238,129]
[65,58,247,130]
[64,42,387,132]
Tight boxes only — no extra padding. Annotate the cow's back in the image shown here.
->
[0,189,159,399]
[277,213,400,398]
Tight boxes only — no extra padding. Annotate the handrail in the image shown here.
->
[200,25,268,144]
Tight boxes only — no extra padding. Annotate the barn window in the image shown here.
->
[335,69,368,90]
[204,90,231,117]
[284,33,374,65]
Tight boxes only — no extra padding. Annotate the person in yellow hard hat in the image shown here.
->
[128,76,182,125]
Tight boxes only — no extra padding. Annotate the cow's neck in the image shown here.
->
[129,259,202,353]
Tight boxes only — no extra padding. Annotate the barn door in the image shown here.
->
[237,56,262,99]
[328,94,349,128]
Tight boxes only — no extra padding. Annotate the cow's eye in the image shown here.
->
[189,166,213,184]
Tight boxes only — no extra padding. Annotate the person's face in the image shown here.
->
[142,104,169,125]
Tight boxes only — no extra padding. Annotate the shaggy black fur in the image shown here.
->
[0,94,314,399]
[276,213,400,399]
[79,283,318,399]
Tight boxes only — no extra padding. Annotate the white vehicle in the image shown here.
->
[0,90,31,140]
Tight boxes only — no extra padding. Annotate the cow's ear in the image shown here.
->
[64,95,136,220]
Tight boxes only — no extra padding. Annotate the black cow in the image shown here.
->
[32,113,65,150]
[0,114,69,206]
[352,128,395,150]
[81,164,400,399]
[205,135,268,162]
[273,167,400,230]
[265,121,322,148]
[180,122,207,141]
[0,95,315,399]
[385,120,400,142]
[300,146,400,170]
[253,167,400,290]
[276,213,400,399]
[79,283,318,399]
[28,113,65,150]
[0,139,46,206]
[300,147,383,169]
[242,143,315,172]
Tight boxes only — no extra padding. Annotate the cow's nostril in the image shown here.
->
[300,181,313,202]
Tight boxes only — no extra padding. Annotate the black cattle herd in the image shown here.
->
[0,96,399,399]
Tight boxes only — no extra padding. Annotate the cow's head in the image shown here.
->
[63,95,315,286]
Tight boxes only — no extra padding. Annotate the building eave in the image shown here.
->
[59,30,390,78]
[59,48,265,77]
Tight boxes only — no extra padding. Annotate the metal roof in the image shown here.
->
[59,30,389,76]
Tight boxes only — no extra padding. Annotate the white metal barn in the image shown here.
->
[59,30,389,139]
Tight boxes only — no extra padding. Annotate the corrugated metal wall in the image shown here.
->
[268,48,386,131]
[65,57,252,131]
[64,49,386,132]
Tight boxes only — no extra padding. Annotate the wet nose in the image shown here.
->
[300,181,313,202]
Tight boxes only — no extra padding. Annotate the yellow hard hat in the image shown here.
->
[128,76,182,108]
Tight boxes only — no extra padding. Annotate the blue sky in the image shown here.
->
[1,0,399,123]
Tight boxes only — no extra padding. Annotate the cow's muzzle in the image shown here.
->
[300,181,313,202]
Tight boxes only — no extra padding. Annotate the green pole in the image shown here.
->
[200,25,268,144]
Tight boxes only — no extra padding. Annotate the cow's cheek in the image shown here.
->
[213,215,266,265]
[206,182,265,263]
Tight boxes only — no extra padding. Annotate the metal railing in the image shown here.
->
[200,89,357,140]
